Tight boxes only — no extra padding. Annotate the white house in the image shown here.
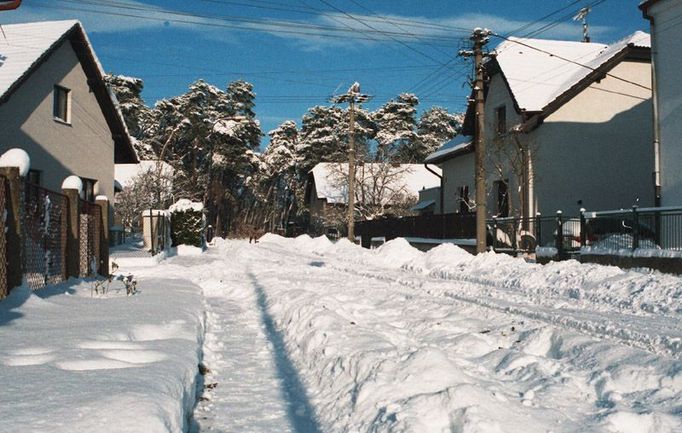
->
[427,31,653,218]
[641,0,682,207]
[304,162,441,230]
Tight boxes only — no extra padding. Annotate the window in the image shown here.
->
[27,169,41,186]
[494,180,509,218]
[53,85,71,123]
[80,177,96,202]
[458,185,469,213]
[495,105,506,135]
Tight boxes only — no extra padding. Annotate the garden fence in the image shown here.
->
[23,182,69,289]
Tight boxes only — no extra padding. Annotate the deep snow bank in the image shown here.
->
[253,236,682,433]
[280,236,682,317]
[0,277,205,433]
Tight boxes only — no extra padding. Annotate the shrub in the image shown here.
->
[170,199,205,247]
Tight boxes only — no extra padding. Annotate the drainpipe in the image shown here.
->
[424,163,443,215]
[650,17,662,207]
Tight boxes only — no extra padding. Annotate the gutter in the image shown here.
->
[649,15,662,206]
[423,163,444,215]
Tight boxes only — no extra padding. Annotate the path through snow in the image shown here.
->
[139,236,681,432]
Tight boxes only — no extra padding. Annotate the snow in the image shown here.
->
[494,31,650,112]
[4,235,682,433]
[115,161,174,188]
[311,162,441,204]
[169,199,204,213]
[0,21,83,99]
[61,175,83,193]
[0,148,30,176]
[212,119,239,136]
[0,275,204,433]
[424,135,473,164]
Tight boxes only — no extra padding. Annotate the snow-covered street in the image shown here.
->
[172,236,681,432]
[2,236,681,432]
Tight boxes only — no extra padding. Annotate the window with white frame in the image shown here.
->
[53,85,71,123]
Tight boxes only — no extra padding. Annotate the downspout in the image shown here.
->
[649,16,662,207]
[424,163,443,215]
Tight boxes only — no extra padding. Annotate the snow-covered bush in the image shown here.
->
[170,199,205,247]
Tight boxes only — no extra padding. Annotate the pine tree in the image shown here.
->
[105,74,155,159]
[373,93,419,162]
[415,107,464,161]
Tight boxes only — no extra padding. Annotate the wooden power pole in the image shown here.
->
[332,83,371,242]
[347,96,357,242]
[460,28,493,254]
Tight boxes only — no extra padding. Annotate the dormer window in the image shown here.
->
[53,85,71,123]
[495,105,506,135]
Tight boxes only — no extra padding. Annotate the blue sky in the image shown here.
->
[1,1,649,145]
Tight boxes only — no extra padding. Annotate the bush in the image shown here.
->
[169,199,205,247]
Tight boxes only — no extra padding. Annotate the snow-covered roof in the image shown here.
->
[115,160,174,188]
[411,199,436,211]
[0,20,83,100]
[424,136,473,164]
[494,31,650,112]
[310,162,441,205]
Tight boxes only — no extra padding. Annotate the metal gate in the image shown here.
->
[79,199,101,277]
[23,182,69,289]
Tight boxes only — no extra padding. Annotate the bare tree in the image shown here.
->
[115,166,174,231]
[326,163,419,223]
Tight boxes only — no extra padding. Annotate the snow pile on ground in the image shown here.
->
[0,275,204,433]
[239,238,682,433]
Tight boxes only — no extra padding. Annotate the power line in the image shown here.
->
[314,0,448,65]
[41,0,461,45]
[491,33,651,91]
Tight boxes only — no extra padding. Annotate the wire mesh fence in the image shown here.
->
[0,175,8,297]
[79,199,101,277]
[23,182,69,289]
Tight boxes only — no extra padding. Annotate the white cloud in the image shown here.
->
[260,12,614,50]
[2,4,614,50]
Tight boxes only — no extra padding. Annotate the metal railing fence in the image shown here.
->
[583,206,682,251]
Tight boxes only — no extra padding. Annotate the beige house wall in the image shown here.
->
[440,152,474,214]
[0,39,115,204]
[532,60,653,215]
[648,0,682,206]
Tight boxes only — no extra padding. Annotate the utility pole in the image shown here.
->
[331,83,372,242]
[460,28,493,254]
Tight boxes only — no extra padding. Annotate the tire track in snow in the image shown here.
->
[325,261,682,358]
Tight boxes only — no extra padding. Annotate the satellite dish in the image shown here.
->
[0,1,21,11]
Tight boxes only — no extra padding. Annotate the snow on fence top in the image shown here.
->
[0,148,30,176]
[494,31,650,112]
[61,175,83,193]
[169,199,204,213]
